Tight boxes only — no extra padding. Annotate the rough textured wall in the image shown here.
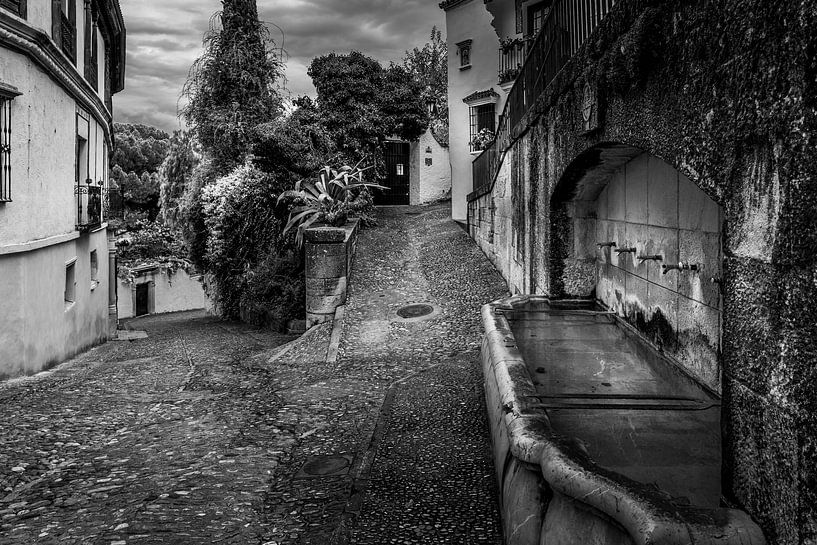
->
[595,153,723,391]
[467,0,817,542]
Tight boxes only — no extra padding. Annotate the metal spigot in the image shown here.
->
[662,263,682,275]
[662,261,700,275]
[614,247,636,255]
[596,241,616,248]
[637,254,662,263]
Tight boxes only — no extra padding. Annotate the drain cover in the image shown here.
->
[296,455,352,478]
[397,304,434,319]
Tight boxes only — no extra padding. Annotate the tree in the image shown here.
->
[111,123,171,174]
[251,96,335,182]
[403,27,448,114]
[182,0,284,173]
[159,130,199,228]
[307,51,428,172]
[402,26,449,144]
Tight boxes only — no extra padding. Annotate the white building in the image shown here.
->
[0,0,125,377]
[440,0,549,221]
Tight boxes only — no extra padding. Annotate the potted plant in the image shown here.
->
[470,128,496,151]
[277,161,386,246]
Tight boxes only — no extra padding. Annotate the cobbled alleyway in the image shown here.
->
[0,203,508,544]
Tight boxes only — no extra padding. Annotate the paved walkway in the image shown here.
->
[0,203,508,544]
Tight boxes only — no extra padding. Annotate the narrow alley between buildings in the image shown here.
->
[0,203,507,545]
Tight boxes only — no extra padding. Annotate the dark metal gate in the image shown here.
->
[135,283,149,317]
[375,142,410,205]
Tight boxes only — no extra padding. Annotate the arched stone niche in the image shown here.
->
[551,145,724,392]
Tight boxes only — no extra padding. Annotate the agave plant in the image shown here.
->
[277,161,386,246]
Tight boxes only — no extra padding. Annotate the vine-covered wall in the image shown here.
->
[467,1,817,543]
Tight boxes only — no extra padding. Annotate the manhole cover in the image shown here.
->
[296,455,352,478]
[397,304,434,319]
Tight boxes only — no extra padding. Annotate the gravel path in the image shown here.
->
[0,203,508,545]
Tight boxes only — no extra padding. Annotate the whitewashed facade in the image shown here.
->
[0,0,125,376]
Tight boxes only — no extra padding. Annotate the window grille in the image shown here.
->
[0,0,27,18]
[469,103,496,152]
[0,86,21,202]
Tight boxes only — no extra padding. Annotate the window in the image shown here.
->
[527,1,551,37]
[0,84,21,202]
[456,39,472,69]
[469,103,496,152]
[84,6,98,90]
[0,0,27,18]
[65,260,76,307]
[53,0,77,63]
[90,250,98,288]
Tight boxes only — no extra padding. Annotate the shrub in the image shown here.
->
[199,162,293,320]
[239,250,304,329]
[116,220,193,282]
[277,163,384,246]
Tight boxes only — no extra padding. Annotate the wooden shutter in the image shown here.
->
[0,0,27,18]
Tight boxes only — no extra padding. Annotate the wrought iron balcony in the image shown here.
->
[76,180,103,230]
[498,38,528,85]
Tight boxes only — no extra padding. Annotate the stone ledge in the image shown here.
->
[303,219,359,244]
[304,219,360,329]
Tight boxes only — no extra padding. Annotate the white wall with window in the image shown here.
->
[0,0,125,377]
[443,0,507,221]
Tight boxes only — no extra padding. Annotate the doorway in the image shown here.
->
[375,142,410,205]
[135,283,150,317]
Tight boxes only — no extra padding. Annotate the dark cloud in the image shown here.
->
[116,0,444,132]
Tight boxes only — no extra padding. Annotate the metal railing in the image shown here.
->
[76,181,103,230]
[472,0,617,197]
[498,38,528,85]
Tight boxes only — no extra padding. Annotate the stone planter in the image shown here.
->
[303,219,360,329]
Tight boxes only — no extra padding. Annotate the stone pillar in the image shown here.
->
[304,219,359,329]
[107,227,117,336]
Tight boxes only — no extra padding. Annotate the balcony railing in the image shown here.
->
[498,38,528,85]
[60,12,76,62]
[76,180,103,230]
[472,0,617,198]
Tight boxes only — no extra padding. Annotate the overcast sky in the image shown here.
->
[116,0,445,133]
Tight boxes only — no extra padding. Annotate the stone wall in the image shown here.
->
[304,220,359,328]
[467,0,817,542]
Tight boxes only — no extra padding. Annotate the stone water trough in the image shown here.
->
[482,295,766,545]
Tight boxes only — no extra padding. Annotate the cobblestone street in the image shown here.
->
[0,203,508,544]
